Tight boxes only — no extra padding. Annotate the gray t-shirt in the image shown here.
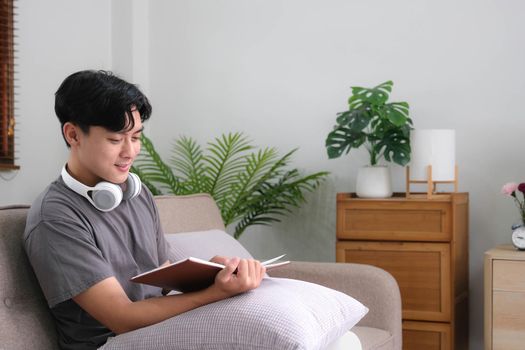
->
[24,176,173,350]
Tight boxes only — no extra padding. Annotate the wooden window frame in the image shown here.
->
[0,0,17,170]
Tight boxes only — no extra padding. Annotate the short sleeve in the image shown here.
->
[24,219,114,308]
[143,187,175,264]
[156,224,174,264]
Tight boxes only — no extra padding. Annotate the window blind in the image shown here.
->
[0,0,17,169]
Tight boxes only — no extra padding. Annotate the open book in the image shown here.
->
[131,255,290,293]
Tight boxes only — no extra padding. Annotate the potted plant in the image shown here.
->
[325,80,412,198]
[132,132,328,239]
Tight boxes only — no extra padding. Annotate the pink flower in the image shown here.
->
[502,182,519,196]
[503,182,525,224]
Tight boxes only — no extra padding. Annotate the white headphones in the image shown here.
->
[61,165,142,212]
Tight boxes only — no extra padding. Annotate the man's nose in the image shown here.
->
[121,139,136,158]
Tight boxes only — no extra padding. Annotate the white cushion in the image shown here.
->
[101,277,368,350]
[107,229,369,349]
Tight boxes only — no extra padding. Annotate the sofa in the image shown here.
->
[0,194,401,349]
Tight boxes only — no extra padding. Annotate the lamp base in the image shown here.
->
[406,165,458,199]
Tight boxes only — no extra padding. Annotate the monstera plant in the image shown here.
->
[325,81,412,198]
[131,132,328,239]
[325,80,412,166]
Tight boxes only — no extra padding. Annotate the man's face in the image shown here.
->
[70,109,143,186]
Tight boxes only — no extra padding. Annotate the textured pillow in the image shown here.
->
[165,229,254,261]
[101,277,369,350]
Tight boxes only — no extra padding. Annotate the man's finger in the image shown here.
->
[248,259,256,280]
[210,255,229,265]
[217,257,239,282]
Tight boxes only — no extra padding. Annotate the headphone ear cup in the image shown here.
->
[123,173,142,201]
[91,182,123,212]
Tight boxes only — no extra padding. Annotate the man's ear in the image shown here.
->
[63,122,81,146]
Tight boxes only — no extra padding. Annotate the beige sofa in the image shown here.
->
[0,194,401,349]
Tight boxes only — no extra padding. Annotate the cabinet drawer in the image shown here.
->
[493,260,525,292]
[492,291,525,349]
[336,200,451,241]
[403,321,451,350]
[337,241,451,321]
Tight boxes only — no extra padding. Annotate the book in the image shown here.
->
[130,255,290,293]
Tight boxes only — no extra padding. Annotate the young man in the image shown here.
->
[24,70,265,350]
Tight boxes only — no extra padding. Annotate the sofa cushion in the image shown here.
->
[101,277,368,350]
[0,205,58,349]
[352,326,394,350]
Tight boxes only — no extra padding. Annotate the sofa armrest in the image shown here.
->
[269,261,401,350]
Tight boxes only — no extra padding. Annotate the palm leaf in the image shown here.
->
[221,147,279,225]
[130,166,162,195]
[233,170,329,238]
[132,134,180,194]
[229,149,318,231]
[204,132,253,202]
[170,136,208,194]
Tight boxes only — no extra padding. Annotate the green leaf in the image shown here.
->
[335,110,352,125]
[375,129,411,166]
[223,147,284,225]
[170,136,209,194]
[325,126,366,159]
[348,80,393,109]
[132,134,180,194]
[382,102,410,126]
[233,169,329,238]
[130,165,162,195]
[204,132,253,201]
[335,109,371,131]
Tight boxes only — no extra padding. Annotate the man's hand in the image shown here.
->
[209,257,266,297]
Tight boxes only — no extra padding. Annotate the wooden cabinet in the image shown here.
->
[336,193,469,350]
[484,245,525,350]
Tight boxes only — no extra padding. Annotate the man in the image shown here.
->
[24,70,265,350]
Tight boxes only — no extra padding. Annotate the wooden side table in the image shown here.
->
[336,192,469,350]
[484,245,525,350]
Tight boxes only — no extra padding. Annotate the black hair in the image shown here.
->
[55,70,152,146]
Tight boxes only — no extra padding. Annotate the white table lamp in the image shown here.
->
[406,129,457,198]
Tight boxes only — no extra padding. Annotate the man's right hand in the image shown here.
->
[211,257,266,297]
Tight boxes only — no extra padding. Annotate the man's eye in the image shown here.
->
[109,138,122,143]
[132,137,140,142]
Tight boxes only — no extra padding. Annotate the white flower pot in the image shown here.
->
[356,166,393,198]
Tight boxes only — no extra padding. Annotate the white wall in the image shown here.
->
[148,1,525,348]
[0,0,112,204]
[2,1,525,348]
[111,0,150,95]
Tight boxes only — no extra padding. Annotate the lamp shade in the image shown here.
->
[409,129,455,181]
